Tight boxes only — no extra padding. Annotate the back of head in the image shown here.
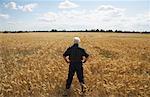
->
[73,37,80,44]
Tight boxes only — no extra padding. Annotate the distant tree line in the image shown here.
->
[0,29,149,34]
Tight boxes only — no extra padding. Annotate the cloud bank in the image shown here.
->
[59,0,79,9]
[4,2,17,10]
[4,2,38,12]
[0,13,9,19]
[38,4,149,31]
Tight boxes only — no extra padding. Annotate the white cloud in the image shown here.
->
[38,12,57,22]
[144,12,150,22]
[18,3,38,12]
[39,5,125,24]
[95,5,125,17]
[96,5,123,11]
[59,0,79,9]
[7,21,18,24]
[4,2,38,12]
[38,5,149,31]
[4,2,17,10]
[0,13,9,19]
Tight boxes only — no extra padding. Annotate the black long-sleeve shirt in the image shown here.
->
[63,44,89,62]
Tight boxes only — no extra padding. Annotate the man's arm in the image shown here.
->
[82,56,89,63]
[82,49,89,63]
[63,47,71,63]
[63,56,70,63]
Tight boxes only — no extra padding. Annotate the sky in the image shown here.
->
[0,0,150,31]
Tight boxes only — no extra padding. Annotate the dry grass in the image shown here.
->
[0,32,150,97]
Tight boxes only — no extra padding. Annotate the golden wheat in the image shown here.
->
[0,33,150,97]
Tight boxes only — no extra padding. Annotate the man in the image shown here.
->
[63,37,89,96]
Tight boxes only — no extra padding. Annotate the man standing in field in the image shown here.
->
[63,37,89,96]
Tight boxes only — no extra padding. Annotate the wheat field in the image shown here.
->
[0,32,150,97]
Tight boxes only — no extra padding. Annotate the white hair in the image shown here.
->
[73,37,80,44]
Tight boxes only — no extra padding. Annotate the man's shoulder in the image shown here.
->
[78,47,85,51]
[69,45,85,51]
[67,47,71,50]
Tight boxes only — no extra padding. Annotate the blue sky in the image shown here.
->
[0,0,149,31]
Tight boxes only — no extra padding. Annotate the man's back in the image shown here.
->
[63,44,89,62]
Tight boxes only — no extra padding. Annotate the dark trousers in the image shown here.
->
[66,61,84,89]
